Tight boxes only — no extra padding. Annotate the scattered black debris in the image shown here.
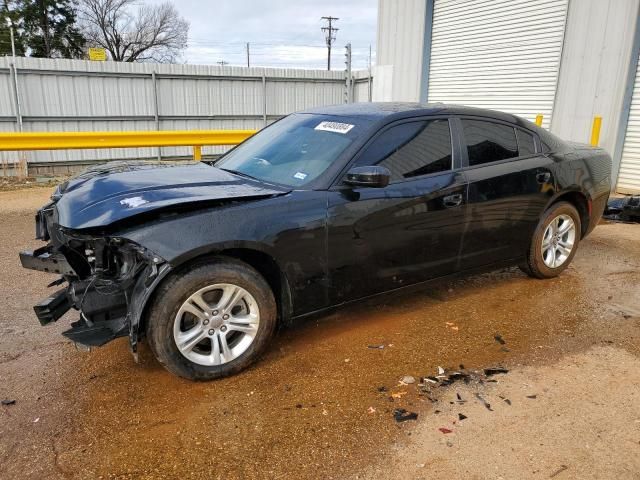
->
[425,376,439,383]
[456,392,465,403]
[494,334,506,345]
[474,393,493,411]
[434,410,441,414]
[1,399,16,406]
[604,195,640,222]
[438,427,453,434]
[499,395,512,406]
[295,403,303,409]
[367,344,385,349]
[393,408,418,422]
[459,364,465,370]
[377,386,388,393]
[526,394,537,399]
[549,464,568,478]
[458,413,467,421]
[484,367,509,376]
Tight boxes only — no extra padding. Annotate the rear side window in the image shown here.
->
[516,129,536,156]
[356,119,452,182]
[462,119,518,166]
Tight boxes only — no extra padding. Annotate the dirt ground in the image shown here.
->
[0,187,639,480]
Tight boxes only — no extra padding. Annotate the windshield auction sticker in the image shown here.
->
[314,121,355,134]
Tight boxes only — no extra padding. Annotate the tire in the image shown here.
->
[146,257,277,381]
[519,201,582,279]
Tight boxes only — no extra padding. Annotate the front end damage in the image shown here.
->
[20,202,171,356]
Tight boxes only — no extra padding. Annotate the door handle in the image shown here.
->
[536,171,551,184]
[443,193,463,208]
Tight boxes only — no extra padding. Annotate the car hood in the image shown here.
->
[53,161,290,230]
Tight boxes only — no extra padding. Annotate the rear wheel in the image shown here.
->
[520,201,581,279]
[146,258,277,380]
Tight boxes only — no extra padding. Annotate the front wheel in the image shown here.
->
[520,201,581,279]
[146,258,277,380]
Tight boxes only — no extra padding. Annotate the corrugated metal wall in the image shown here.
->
[426,0,568,128]
[375,0,427,101]
[0,57,371,166]
[618,52,640,194]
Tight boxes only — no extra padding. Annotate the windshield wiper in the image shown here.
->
[219,168,261,182]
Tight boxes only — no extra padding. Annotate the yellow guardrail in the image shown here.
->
[0,130,257,159]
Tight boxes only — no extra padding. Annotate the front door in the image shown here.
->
[326,118,468,304]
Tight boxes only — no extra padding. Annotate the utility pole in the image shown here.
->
[344,43,352,103]
[246,42,250,68]
[321,16,339,70]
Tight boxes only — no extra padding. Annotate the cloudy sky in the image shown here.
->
[147,0,378,70]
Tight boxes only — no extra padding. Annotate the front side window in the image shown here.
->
[215,113,369,187]
[462,119,518,166]
[355,119,452,182]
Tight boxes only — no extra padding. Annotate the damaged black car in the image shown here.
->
[20,103,612,380]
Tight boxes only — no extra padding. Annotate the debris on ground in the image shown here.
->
[458,413,467,421]
[367,344,385,349]
[549,465,569,478]
[401,375,416,384]
[437,366,445,375]
[526,394,538,399]
[391,391,408,399]
[484,367,509,376]
[604,195,640,222]
[393,408,418,422]
[494,334,506,345]
[1,399,16,406]
[367,407,376,414]
[438,427,453,434]
[377,386,388,393]
[474,393,493,411]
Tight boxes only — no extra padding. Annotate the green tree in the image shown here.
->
[0,0,26,56]
[20,0,85,58]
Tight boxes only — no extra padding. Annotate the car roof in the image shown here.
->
[301,102,525,125]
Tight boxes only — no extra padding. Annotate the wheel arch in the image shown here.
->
[138,246,293,339]
[547,190,591,237]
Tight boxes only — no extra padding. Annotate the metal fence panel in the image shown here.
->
[0,57,372,167]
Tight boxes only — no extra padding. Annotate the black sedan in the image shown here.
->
[20,103,612,380]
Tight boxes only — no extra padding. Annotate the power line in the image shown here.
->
[320,16,339,71]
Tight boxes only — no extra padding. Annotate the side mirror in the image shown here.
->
[344,166,390,188]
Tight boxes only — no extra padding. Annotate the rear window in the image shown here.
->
[516,129,536,156]
[462,119,518,166]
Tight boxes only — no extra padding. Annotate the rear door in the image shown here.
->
[326,117,468,303]
[456,117,555,268]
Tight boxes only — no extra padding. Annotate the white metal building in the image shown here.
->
[375,0,640,194]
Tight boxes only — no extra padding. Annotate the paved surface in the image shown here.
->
[0,187,638,479]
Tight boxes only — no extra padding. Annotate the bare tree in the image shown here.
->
[79,0,188,62]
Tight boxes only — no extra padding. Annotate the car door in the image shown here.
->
[326,117,468,304]
[455,117,556,269]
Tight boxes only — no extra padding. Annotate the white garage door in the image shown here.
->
[618,54,640,194]
[427,0,568,128]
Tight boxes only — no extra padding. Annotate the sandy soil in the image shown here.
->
[0,187,638,479]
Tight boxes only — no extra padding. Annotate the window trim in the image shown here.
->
[329,115,459,189]
[453,115,542,170]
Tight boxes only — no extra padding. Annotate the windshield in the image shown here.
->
[215,113,367,187]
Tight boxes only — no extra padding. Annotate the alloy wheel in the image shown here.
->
[541,214,576,268]
[173,283,260,366]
